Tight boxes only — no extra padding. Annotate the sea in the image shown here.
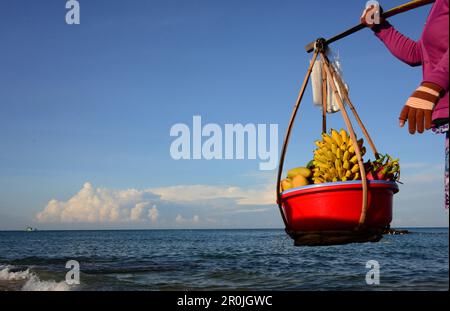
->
[0,228,448,291]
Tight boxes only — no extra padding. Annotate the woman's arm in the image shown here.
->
[425,48,449,91]
[372,21,423,67]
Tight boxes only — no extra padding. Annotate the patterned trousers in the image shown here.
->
[433,124,449,209]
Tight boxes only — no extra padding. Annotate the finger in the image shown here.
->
[416,109,425,133]
[408,107,416,134]
[399,106,409,127]
[424,110,433,130]
[361,5,375,25]
[361,12,368,25]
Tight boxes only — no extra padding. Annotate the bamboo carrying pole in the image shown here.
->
[304,0,436,53]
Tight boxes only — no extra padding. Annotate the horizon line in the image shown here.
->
[0,226,449,232]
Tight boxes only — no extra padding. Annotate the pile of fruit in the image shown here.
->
[365,154,400,181]
[280,128,400,192]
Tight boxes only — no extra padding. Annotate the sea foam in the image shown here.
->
[0,267,71,291]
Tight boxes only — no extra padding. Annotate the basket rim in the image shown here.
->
[281,180,399,196]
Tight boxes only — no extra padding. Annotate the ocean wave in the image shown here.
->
[0,266,31,281]
[0,267,71,291]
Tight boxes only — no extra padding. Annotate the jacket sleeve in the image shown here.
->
[424,48,449,92]
[372,21,423,67]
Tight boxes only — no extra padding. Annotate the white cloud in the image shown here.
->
[175,214,200,224]
[31,154,449,229]
[148,205,159,223]
[175,214,186,223]
[36,182,160,224]
[35,182,274,225]
[400,163,444,184]
[224,207,270,214]
[392,163,448,227]
[130,202,148,221]
[402,171,443,184]
[150,184,274,205]
[400,162,430,169]
[32,170,449,228]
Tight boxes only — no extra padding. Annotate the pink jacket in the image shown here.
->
[373,0,449,124]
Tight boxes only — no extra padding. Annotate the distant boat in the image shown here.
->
[26,227,37,232]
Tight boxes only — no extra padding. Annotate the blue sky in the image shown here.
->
[0,0,448,230]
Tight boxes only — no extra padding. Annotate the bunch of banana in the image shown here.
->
[311,129,366,184]
[280,167,312,192]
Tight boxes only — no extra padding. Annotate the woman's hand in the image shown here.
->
[360,3,384,28]
[399,82,444,134]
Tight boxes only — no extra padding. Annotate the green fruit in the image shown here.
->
[291,175,310,188]
[280,179,293,192]
[287,167,312,179]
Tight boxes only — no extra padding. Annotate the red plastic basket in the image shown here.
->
[276,48,400,245]
[280,180,399,232]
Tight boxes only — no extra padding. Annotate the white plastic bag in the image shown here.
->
[311,59,323,107]
[310,49,349,114]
